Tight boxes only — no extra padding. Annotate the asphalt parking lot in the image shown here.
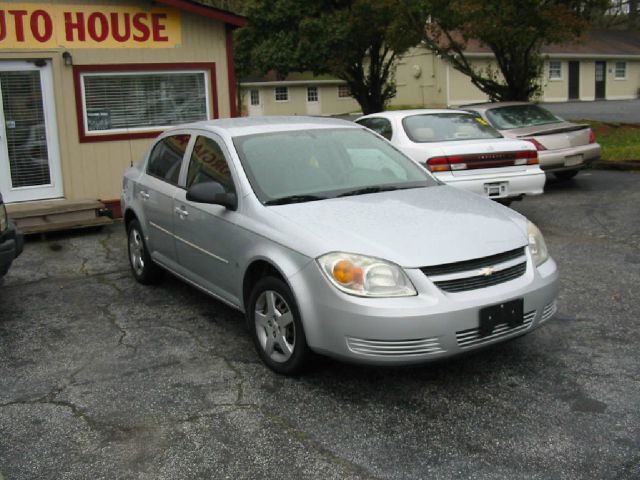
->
[1,170,639,479]
[542,99,640,124]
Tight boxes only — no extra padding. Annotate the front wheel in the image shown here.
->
[127,219,163,284]
[247,277,311,375]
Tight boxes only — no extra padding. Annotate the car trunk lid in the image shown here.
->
[424,139,537,177]
[509,123,592,149]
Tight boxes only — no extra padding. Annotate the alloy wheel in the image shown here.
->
[129,227,145,277]
[254,290,296,363]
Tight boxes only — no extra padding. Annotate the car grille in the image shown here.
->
[346,337,444,357]
[456,310,536,349]
[540,301,557,323]
[433,263,526,293]
[421,247,527,293]
[421,247,525,276]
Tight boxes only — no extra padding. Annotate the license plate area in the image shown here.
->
[484,181,508,197]
[564,154,583,167]
[478,298,524,337]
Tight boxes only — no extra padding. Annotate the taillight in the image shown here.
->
[426,156,450,172]
[523,138,547,151]
[589,129,596,144]
[426,150,538,171]
[516,149,539,165]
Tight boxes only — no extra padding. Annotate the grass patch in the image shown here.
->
[577,120,640,162]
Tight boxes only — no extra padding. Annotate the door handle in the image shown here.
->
[140,191,150,200]
[175,206,189,218]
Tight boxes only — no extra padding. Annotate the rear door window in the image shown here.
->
[357,117,393,140]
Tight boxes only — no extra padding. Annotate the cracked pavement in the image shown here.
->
[0,170,639,479]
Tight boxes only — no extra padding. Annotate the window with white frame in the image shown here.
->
[549,61,562,80]
[250,89,260,105]
[81,70,209,134]
[307,86,318,102]
[338,85,351,98]
[275,86,289,101]
[615,61,626,79]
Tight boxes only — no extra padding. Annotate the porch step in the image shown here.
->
[6,199,113,234]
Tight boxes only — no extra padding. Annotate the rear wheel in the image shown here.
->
[554,170,579,181]
[127,219,163,284]
[247,276,311,375]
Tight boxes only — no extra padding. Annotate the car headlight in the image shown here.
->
[528,222,549,266]
[0,204,7,234]
[317,252,417,297]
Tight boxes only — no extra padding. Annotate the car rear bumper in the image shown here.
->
[434,168,546,199]
[538,143,601,171]
[290,252,559,365]
[0,221,24,277]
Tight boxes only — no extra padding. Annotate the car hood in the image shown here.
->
[268,186,528,268]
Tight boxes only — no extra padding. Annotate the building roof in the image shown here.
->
[460,30,640,58]
[156,0,247,27]
[240,71,347,86]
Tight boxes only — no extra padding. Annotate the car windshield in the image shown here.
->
[485,105,564,130]
[401,113,502,143]
[233,128,438,204]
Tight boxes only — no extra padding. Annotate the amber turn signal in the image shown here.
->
[333,260,363,285]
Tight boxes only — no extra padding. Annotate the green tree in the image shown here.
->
[235,0,423,114]
[408,0,607,101]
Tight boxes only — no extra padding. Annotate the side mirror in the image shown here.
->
[186,181,237,210]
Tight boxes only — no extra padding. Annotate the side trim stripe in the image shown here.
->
[149,221,229,265]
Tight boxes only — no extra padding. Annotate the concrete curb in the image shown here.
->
[593,160,640,171]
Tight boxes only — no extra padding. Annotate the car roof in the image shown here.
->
[175,116,360,137]
[357,109,472,120]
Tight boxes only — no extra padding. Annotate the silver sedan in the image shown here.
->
[463,102,601,180]
[121,117,559,375]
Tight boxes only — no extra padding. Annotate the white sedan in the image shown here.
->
[356,109,546,203]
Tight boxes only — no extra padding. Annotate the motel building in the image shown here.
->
[0,1,246,232]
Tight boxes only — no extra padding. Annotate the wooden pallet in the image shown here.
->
[6,198,113,234]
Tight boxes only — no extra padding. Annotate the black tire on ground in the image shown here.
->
[127,219,163,284]
[554,170,579,181]
[246,276,312,375]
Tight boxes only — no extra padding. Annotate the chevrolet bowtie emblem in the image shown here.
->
[478,266,496,276]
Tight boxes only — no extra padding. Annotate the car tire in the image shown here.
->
[247,276,311,375]
[127,219,163,284]
[554,170,579,181]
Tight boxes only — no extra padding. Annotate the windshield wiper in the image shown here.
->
[337,186,401,198]
[264,194,326,206]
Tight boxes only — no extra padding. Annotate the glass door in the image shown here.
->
[0,61,63,202]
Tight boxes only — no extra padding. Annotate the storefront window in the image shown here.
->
[80,70,210,134]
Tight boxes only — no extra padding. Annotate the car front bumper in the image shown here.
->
[290,253,559,365]
[434,168,545,199]
[0,220,24,277]
[539,143,601,172]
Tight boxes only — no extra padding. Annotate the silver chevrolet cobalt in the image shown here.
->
[121,117,559,375]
